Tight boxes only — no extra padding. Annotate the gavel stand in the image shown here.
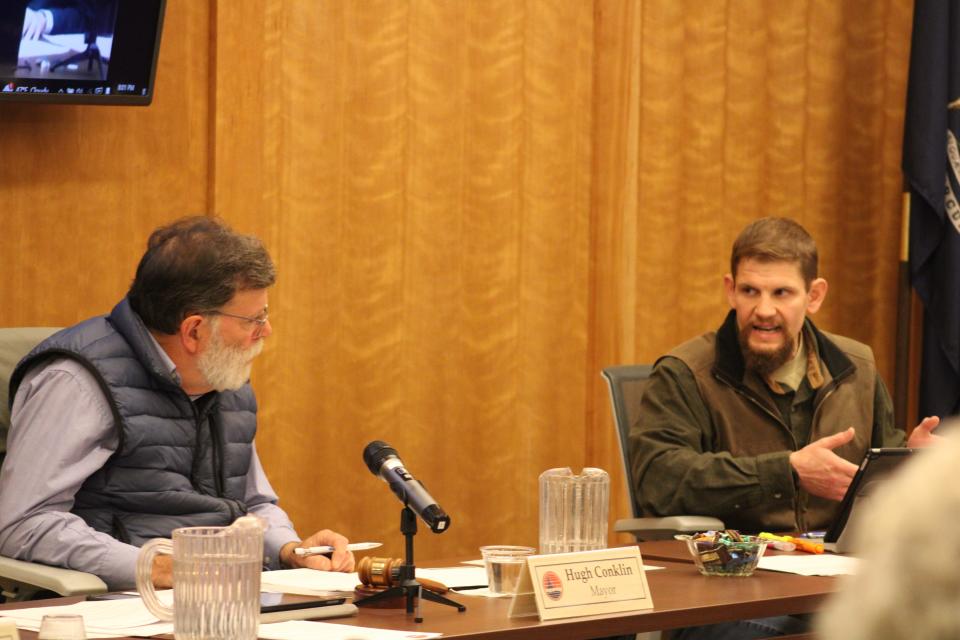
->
[353,506,466,622]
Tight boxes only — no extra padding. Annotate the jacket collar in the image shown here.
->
[713,309,855,385]
[108,297,182,388]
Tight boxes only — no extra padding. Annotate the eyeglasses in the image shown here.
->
[204,307,269,338]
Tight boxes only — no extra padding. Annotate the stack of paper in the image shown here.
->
[758,554,860,576]
[0,593,173,638]
[260,568,361,595]
[0,567,492,637]
[0,597,439,640]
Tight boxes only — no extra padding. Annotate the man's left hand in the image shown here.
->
[279,529,355,572]
[907,415,941,448]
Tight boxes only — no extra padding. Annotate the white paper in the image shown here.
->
[260,568,362,595]
[0,592,173,638]
[758,554,860,576]
[259,620,441,639]
[416,566,488,588]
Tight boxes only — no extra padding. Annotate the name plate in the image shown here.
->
[508,546,653,621]
[0,619,19,640]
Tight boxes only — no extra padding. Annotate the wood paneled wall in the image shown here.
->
[0,0,914,558]
[589,0,915,540]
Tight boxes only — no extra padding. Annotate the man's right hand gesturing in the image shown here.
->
[788,427,859,501]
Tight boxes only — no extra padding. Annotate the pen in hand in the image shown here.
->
[294,542,382,556]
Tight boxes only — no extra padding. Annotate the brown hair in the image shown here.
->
[730,217,818,287]
[128,216,276,334]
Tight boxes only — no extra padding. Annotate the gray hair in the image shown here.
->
[127,216,276,334]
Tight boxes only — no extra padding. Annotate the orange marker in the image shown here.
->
[758,532,824,554]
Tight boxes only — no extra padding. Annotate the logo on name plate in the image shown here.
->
[542,571,563,600]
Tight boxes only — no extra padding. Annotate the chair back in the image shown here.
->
[0,328,60,457]
[0,327,108,602]
[600,364,653,519]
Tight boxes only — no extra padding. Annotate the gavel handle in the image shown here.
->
[416,577,448,594]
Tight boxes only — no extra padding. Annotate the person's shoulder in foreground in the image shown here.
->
[0,216,354,590]
[630,216,941,533]
[817,422,960,640]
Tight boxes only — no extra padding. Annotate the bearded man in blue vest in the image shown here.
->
[0,217,354,589]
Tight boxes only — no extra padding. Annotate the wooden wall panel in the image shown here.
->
[0,0,210,328]
[1,0,916,562]
[591,0,915,541]
[215,0,594,560]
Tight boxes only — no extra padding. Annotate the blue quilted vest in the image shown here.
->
[10,298,257,546]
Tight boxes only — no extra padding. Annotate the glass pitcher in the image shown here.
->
[539,467,609,554]
[135,516,263,640]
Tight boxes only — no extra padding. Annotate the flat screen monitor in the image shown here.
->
[0,0,165,105]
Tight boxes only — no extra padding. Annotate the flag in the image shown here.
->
[903,0,960,419]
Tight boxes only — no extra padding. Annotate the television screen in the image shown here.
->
[0,0,165,105]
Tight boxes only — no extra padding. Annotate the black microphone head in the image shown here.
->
[363,440,399,475]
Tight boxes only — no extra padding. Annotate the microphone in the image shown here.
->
[363,441,451,533]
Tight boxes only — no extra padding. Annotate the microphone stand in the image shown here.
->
[354,506,466,622]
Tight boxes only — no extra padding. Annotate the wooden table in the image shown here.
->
[2,542,837,639]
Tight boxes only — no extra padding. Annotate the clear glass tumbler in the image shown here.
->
[38,614,86,640]
[538,467,609,555]
[135,516,263,640]
[479,545,535,595]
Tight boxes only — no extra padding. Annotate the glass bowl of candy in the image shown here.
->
[677,531,767,577]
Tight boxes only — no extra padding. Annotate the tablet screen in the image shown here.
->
[824,447,913,553]
[260,592,346,613]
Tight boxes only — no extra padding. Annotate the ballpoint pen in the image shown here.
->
[294,542,382,556]
[450,585,489,591]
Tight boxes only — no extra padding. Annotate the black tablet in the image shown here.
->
[823,448,913,553]
[260,592,346,613]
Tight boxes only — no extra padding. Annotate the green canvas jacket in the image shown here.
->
[629,311,905,533]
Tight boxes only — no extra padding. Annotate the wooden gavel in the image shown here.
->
[356,556,448,594]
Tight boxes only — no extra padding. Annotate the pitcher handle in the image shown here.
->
[135,538,174,621]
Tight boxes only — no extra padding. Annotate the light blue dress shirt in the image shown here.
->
[0,344,300,590]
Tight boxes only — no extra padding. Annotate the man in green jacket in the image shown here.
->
[630,217,940,535]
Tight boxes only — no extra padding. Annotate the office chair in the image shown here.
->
[0,327,108,602]
[601,364,724,541]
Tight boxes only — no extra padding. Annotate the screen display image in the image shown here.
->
[17,0,119,82]
[0,0,165,105]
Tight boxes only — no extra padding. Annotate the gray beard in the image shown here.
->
[197,321,263,391]
[738,326,795,378]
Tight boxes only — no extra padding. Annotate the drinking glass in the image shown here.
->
[479,545,535,595]
[38,614,86,640]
